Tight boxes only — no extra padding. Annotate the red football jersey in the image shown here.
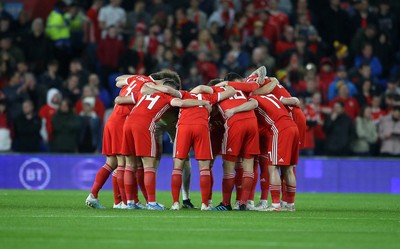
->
[270,82,291,100]
[212,86,256,126]
[178,91,221,126]
[109,75,155,120]
[126,92,178,127]
[250,94,296,131]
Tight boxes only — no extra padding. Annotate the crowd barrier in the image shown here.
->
[0,154,399,194]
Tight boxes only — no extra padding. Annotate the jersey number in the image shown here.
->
[260,95,281,109]
[125,81,137,96]
[144,95,160,110]
[229,90,246,100]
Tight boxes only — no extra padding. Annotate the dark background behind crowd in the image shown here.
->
[0,0,399,157]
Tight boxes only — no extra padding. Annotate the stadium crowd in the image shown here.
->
[0,0,399,156]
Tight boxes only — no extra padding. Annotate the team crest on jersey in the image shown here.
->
[279,158,284,163]
[227,148,232,152]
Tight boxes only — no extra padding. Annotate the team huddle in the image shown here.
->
[85,66,306,211]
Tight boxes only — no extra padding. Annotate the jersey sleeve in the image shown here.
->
[211,86,225,93]
[227,82,259,92]
[204,92,221,105]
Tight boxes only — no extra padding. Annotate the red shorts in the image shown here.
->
[174,124,213,160]
[102,116,125,155]
[210,128,224,156]
[268,125,299,166]
[222,118,260,157]
[122,122,157,157]
[291,107,306,148]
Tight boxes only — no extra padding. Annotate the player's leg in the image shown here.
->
[171,158,185,210]
[182,159,195,208]
[141,156,165,210]
[266,164,282,211]
[247,157,258,210]
[254,155,269,211]
[281,165,296,211]
[115,155,127,206]
[238,156,255,211]
[136,159,147,203]
[125,155,143,209]
[198,160,211,210]
[111,170,124,208]
[213,156,235,211]
[86,155,117,209]
[233,158,243,210]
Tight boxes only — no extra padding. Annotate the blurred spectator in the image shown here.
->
[330,83,360,120]
[356,79,373,107]
[155,48,182,74]
[21,18,54,75]
[0,16,12,38]
[148,0,173,21]
[144,23,161,57]
[64,3,86,58]
[14,100,41,152]
[371,94,386,124]
[120,33,152,75]
[160,28,183,56]
[251,46,276,74]
[62,74,81,104]
[227,36,250,70]
[3,72,28,121]
[300,97,318,156]
[182,65,203,90]
[75,85,105,122]
[244,21,270,53]
[328,65,358,101]
[354,43,382,79]
[348,62,376,91]
[324,100,355,156]
[332,40,349,68]
[222,50,244,75]
[317,0,350,45]
[24,73,45,109]
[0,2,13,21]
[174,8,198,48]
[258,9,279,46]
[87,73,111,108]
[45,1,71,76]
[268,0,289,34]
[51,99,80,153]
[298,74,318,102]
[68,59,90,88]
[98,0,126,37]
[375,32,394,79]
[96,26,125,87]
[78,97,101,153]
[0,99,11,151]
[39,60,64,90]
[125,0,151,35]
[318,57,336,102]
[197,29,217,55]
[378,106,400,156]
[275,25,295,56]
[348,0,377,35]
[39,88,61,143]
[375,0,398,47]
[351,105,378,156]
[196,50,218,84]
[1,36,25,66]
[187,0,207,30]
[207,0,235,29]
[84,0,103,71]
[385,77,400,96]
[350,24,377,57]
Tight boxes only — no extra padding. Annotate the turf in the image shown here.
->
[0,190,399,249]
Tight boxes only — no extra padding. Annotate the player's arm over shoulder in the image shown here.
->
[141,83,182,98]
[252,77,278,95]
[115,94,136,105]
[281,97,300,106]
[190,85,214,94]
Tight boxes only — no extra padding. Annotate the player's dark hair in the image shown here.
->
[163,78,180,90]
[207,78,224,86]
[224,72,243,82]
[150,69,181,84]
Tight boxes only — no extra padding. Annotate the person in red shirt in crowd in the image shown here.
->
[196,50,218,84]
[371,94,387,125]
[318,57,336,103]
[75,85,105,122]
[85,0,102,43]
[39,88,62,144]
[268,0,289,34]
[258,9,279,46]
[275,25,296,55]
[330,83,360,121]
[300,97,319,156]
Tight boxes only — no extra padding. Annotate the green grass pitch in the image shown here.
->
[0,190,399,249]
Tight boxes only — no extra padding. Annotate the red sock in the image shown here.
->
[208,169,214,201]
[249,160,259,201]
[144,167,156,203]
[222,173,235,206]
[235,163,243,201]
[136,166,148,202]
[112,170,121,204]
[286,185,296,204]
[259,158,269,200]
[200,169,211,205]
[117,165,127,204]
[171,168,182,203]
[124,166,138,203]
[281,173,287,202]
[270,184,281,204]
[91,163,113,198]
[240,170,254,205]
